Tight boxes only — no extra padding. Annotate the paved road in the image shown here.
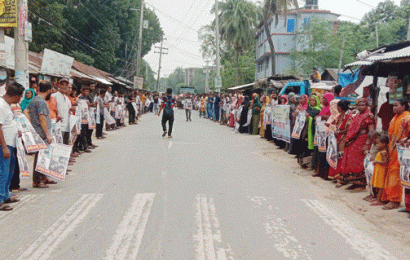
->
[1,110,408,260]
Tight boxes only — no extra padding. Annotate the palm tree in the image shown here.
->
[213,0,261,85]
[263,0,299,76]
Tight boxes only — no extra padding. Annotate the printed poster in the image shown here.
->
[104,108,116,125]
[79,100,89,124]
[364,154,374,187]
[51,119,63,144]
[88,108,96,130]
[316,120,327,152]
[96,104,101,124]
[398,145,410,188]
[115,105,123,119]
[15,113,47,153]
[272,105,291,143]
[35,143,72,182]
[291,113,306,139]
[68,115,78,145]
[16,137,30,178]
[326,131,338,169]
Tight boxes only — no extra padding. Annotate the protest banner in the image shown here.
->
[51,119,63,144]
[16,137,30,178]
[88,108,96,130]
[364,154,374,188]
[115,105,123,119]
[316,120,327,152]
[326,131,338,169]
[104,108,116,125]
[96,104,101,124]
[35,143,72,182]
[78,100,89,124]
[75,107,81,134]
[68,115,78,145]
[272,105,291,143]
[398,145,410,188]
[15,113,47,153]
[132,103,138,114]
[291,113,306,139]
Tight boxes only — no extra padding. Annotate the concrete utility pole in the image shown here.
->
[407,18,410,40]
[337,34,346,80]
[375,24,379,47]
[15,0,29,89]
[155,38,168,92]
[135,0,144,78]
[205,61,210,93]
[215,0,221,95]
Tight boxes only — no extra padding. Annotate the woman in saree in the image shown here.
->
[382,99,410,210]
[260,96,270,138]
[280,94,288,105]
[20,88,36,111]
[228,96,238,128]
[313,93,335,179]
[250,94,262,135]
[338,98,376,191]
[329,100,353,183]
[297,95,321,168]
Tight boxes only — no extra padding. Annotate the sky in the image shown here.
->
[143,0,402,78]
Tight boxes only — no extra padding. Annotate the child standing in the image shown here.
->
[370,134,389,206]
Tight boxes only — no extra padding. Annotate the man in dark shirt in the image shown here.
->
[24,81,54,188]
[378,92,394,133]
[158,88,176,138]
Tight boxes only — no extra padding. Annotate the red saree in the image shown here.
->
[328,112,353,178]
[338,108,375,184]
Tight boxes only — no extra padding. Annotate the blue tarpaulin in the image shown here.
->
[338,69,359,87]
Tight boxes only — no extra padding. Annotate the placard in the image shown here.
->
[272,105,291,143]
[35,143,72,182]
[88,108,96,129]
[15,113,47,153]
[104,107,116,125]
[364,154,374,187]
[40,48,74,76]
[316,120,327,152]
[398,145,410,188]
[326,131,338,169]
[16,137,30,178]
[291,113,306,139]
[78,100,89,124]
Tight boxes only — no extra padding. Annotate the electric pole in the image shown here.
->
[15,0,29,89]
[215,0,221,95]
[135,0,144,78]
[155,38,168,92]
[204,61,210,93]
[337,34,346,80]
[375,24,379,47]
[407,18,410,40]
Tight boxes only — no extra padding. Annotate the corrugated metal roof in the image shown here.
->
[369,46,410,61]
[344,60,374,68]
[227,82,254,90]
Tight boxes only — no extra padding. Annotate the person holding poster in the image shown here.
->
[183,93,193,122]
[0,81,25,210]
[338,98,375,192]
[369,134,389,206]
[96,89,107,139]
[382,99,410,210]
[24,81,55,188]
[303,96,321,169]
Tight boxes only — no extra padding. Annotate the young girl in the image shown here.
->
[370,134,389,206]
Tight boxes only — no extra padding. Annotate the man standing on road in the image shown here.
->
[183,93,193,121]
[0,81,25,210]
[52,78,72,145]
[158,88,176,138]
[153,93,159,115]
[24,81,55,188]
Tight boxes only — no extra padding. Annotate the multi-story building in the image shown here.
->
[255,7,339,80]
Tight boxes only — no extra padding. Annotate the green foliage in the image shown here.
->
[69,50,95,65]
[221,51,256,89]
[29,0,163,76]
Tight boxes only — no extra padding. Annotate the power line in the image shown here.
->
[355,0,376,9]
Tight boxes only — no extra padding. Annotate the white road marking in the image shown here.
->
[249,196,312,260]
[18,194,103,260]
[0,195,45,222]
[161,171,167,178]
[194,195,235,260]
[104,193,155,260]
[302,199,398,260]
[168,141,173,149]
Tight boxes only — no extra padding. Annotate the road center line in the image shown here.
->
[18,194,103,260]
[301,199,398,260]
[104,193,155,260]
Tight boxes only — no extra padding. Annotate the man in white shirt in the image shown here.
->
[183,93,193,121]
[52,78,72,145]
[0,81,25,211]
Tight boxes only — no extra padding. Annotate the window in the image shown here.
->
[287,19,295,33]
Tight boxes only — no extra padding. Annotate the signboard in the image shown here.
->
[134,76,144,89]
[40,48,74,76]
[0,0,17,27]
[15,113,47,153]
[35,143,72,182]
[143,20,149,29]
[24,21,32,42]
[5,35,14,69]
[214,76,222,91]
[291,113,306,139]
[272,105,291,143]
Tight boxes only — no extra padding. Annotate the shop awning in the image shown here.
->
[91,76,112,85]
[227,82,254,91]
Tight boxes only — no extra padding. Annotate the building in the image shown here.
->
[255,6,339,80]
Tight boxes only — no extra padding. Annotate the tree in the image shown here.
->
[262,0,299,76]
[214,0,261,85]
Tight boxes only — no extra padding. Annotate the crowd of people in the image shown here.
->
[192,87,410,215]
[0,78,159,211]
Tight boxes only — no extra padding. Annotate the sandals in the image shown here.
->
[33,183,49,188]
[162,131,167,137]
[4,197,20,204]
[382,202,400,210]
[45,179,57,185]
[0,204,12,211]
[370,201,385,206]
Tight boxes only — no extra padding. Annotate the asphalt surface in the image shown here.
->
[1,110,408,260]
